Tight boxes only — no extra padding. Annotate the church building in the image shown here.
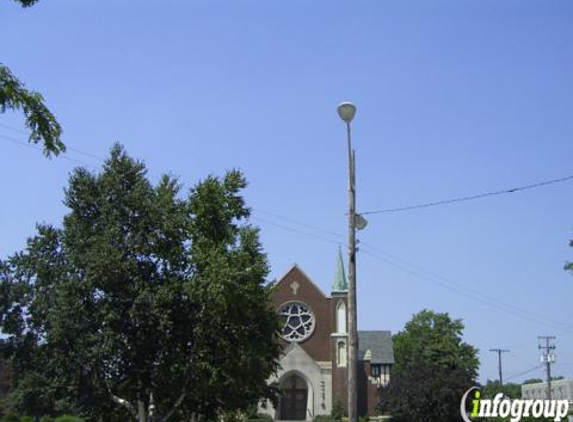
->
[260,250,394,420]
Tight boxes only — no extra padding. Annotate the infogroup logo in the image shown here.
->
[460,387,570,422]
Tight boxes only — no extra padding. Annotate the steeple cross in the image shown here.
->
[290,281,300,295]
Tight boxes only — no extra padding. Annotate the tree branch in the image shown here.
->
[159,390,186,422]
[0,64,64,156]
[110,392,137,419]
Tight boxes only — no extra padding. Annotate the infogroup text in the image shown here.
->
[460,387,570,422]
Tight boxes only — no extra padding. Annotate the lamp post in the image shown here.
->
[337,102,360,422]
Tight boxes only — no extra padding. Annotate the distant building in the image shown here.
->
[522,378,573,401]
[259,251,394,420]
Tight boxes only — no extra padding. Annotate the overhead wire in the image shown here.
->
[362,174,573,215]
[504,364,544,382]
[0,133,98,169]
[358,241,569,331]
[251,216,342,247]
[359,248,568,332]
[254,208,344,238]
[252,208,570,331]
[0,122,107,162]
[5,122,572,217]
[252,210,573,383]
[2,124,571,332]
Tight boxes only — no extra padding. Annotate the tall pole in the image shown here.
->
[337,102,359,422]
[489,349,510,386]
[538,336,556,400]
[346,121,358,422]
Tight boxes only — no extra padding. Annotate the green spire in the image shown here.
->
[332,246,348,292]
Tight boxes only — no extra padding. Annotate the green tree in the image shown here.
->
[1,0,64,156]
[378,310,479,422]
[0,145,280,422]
[522,378,543,385]
[54,416,85,422]
[0,413,19,422]
[392,309,479,378]
[378,363,472,422]
[481,379,521,399]
[10,0,39,6]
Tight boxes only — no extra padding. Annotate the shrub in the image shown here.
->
[55,416,85,422]
[331,400,346,420]
[313,416,333,422]
[40,417,55,422]
[248,414,273,421]
[1,414,20,422]
[19,417,33,422]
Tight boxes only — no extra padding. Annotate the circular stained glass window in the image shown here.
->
[278,301,316,342]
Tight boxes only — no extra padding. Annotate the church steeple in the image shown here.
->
[332,246,348,292]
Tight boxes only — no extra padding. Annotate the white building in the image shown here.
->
[522,378,573,402]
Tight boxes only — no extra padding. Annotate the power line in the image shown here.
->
[251,209,570,330]
[249,208,570,331]
[251,216,342,247]
[0,133,98,169]
[249,212,571,333]
[0,123,108,162]
[362,174,573,215]
[0,130,166,182]
[253,209,343,238]
[0,122,28,135]
[4,123,571,333]
[505,364,544,382]
[5,120,571,217]
[0,126,193,185]
[358,242,568,330]
[359,248,568,332]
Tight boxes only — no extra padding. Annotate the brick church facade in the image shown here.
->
[259,251,394,420]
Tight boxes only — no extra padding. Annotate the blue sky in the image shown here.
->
[1,0,572,383]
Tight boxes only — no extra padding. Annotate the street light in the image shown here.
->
[337,101,359,422]
[337,102,357,123]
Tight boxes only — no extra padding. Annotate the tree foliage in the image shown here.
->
[1,0,64,157]
[0,65,64,156]
[378,363,472,422]
[392,309,479,379]
[481,379,521,399]
[522,378,543,385]
[0,145,281,422]
[10,0,39,6]
[378,310,479,422]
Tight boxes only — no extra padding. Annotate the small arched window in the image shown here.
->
[337,341,347,367]
[336,301,347,333]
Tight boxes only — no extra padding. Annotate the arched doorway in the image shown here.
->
[279,372,308,420]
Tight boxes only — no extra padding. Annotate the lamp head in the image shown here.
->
[337,102,357,123]
[355,214,368,230]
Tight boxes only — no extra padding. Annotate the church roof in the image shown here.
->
[275,263,328,298]
[358,330,395,364]
[332,247,348,292]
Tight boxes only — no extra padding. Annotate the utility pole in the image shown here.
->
[347,120,358,422]
[538,336,556,400]
[337,102,360,422]
[489,348,510,386]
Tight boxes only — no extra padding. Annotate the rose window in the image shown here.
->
[278,302,315,342]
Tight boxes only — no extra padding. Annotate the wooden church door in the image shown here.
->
[280,374,308,420]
